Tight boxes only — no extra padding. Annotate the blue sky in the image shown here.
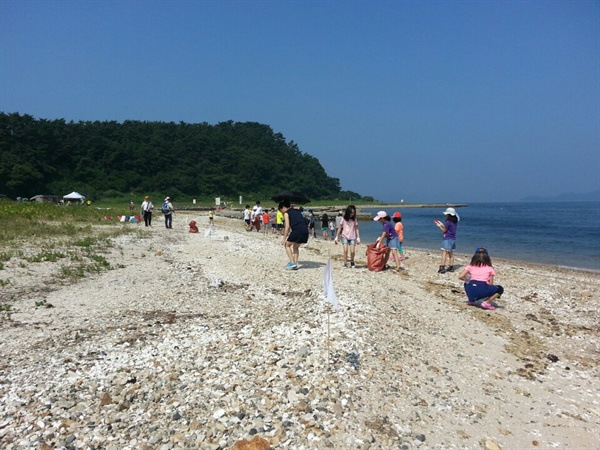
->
[1,0,598,203]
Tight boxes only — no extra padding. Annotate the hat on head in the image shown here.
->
[443,207,460,221]
[165,197,170,201]
[373,211,388,221]
[393,212,402,218]
[144,196,149,200]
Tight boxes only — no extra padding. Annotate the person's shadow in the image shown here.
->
[298,261,326,269]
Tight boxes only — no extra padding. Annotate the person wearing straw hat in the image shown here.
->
[141,196,154,227]
[434,207,460,273]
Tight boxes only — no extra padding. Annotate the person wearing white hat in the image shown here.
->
[373,211,402,272]
[434,207,460,273]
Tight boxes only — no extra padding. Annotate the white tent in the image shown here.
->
[63,191,86,201]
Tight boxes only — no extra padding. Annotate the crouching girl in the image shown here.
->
[458,247,504,310]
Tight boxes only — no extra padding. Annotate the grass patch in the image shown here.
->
[0,202,139,285]
[25,250,67,263]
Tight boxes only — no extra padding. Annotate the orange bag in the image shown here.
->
[366,244,390,272]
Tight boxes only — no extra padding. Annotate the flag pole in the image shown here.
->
[327,307,331,366]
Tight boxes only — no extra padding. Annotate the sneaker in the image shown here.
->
[350,261,356,268]
[438,265,447,273]
[284,263,296,269]
[291,265,299,270]
[447,265,455,272]
[343,263,349,268]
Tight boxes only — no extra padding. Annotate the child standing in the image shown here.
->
[434,207,459,273]
[243,205,251,231]
[334,205,361,268]
[373,211,402,272]
[392,212,405,269]
[321,213,329,240]
[458,247,504,310]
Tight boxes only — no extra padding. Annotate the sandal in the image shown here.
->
[480,302,496,310]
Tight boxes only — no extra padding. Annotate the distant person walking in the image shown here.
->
[434,207,459,273]
[208,208,215,227]
[141,196,154,227]
[276,208,284,235]
[321,213,329,240]
[252,201,262,232]
[269,208,277,234]
[279,199,309,270]
[307,210,316,238]
[458,247,503,310]
[243,205,251,231]
[334,205,361,268]
[373,211,402,272]
[162,196,174,229]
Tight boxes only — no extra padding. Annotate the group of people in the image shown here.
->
[139,196,174,229]
[243,201,285,234]
[279,202,503,310]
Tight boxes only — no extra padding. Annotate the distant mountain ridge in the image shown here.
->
[520,190,600,202]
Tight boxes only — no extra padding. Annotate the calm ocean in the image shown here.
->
[357,202,600,271]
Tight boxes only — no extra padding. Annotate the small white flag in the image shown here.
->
[204,226,212,237]
[323,258,339,311]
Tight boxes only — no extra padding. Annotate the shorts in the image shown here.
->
[277,224,283,230]
[244,219,250,225]
[441,239,456,252]
[287,230,309,244]
[341,237,356,246]
[464,281,504,302]
[271,223,276,228]
[321,226,329,231]
[386,237,399,249]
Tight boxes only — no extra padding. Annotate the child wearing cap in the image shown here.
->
[435,207,459,273]
[373,211,402,272]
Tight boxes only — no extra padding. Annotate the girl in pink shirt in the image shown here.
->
[458,247,504,310]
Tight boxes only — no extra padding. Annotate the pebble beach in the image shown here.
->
[1,211,598,450]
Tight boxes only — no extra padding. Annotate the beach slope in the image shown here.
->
[0,213,598,449]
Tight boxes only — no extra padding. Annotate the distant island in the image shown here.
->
[520,190,599,202]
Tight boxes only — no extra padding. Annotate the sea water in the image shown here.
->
[357,202,600,271]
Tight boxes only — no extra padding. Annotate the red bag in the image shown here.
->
[188,220,199,233]
[366,244,390,272]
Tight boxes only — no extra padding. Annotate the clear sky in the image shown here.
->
[1,0,598,203]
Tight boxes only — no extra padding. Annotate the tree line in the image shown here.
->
[0,112,365,202]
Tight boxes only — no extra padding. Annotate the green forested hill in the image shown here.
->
[0,112,361,201]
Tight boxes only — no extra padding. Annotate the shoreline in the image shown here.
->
[1,212,598,449]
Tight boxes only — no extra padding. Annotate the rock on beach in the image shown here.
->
[0,212,598,449]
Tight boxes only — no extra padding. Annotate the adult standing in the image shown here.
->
[162,196,174,229]
[279,199,309,270]
[141,196,154,227]
[252,201,263,232]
